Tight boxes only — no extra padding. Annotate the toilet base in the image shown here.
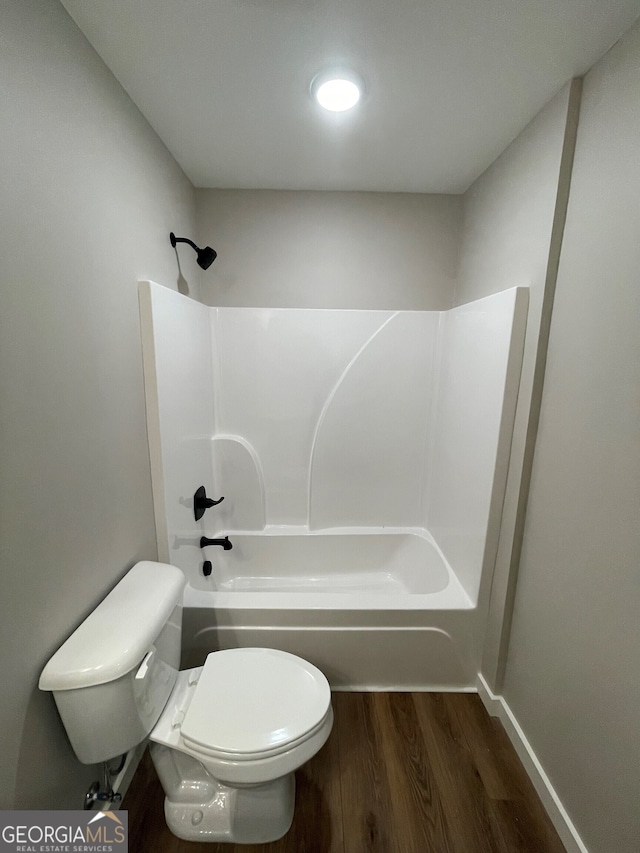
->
[150,742,295,843]
[163,772,295,843]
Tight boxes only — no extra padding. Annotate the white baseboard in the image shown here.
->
[476,674,588,853]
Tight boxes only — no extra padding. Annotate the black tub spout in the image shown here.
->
[200,535,232,551]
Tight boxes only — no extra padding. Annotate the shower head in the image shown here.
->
[170,232,217,270]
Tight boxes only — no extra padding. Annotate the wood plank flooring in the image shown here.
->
[123,693,567,853]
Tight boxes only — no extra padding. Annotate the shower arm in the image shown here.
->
[170,234,199,252]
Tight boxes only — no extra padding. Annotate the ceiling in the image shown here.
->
[60,0,640,193]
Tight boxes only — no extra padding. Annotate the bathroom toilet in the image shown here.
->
[39,561,333,843]
[149,647,333,842]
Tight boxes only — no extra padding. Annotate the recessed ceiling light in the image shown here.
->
[311,70,364,112]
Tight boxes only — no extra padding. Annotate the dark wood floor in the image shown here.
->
[123,692,566,853]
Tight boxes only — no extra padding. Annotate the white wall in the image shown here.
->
[196,189,461,309]
[502,21,640,853]
[0,1,199,809]
[456,81,575,305]
[456,81,580,681]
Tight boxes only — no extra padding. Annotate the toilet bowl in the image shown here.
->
[38,561,333,844]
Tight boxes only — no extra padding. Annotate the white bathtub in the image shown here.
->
[198,528,469,602]
[182,528,480,690]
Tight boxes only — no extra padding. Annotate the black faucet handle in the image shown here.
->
[194,486,225,521]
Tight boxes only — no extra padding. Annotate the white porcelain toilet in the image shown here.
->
[39,561,333,843]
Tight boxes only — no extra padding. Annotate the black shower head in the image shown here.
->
[196,245,217,270]
[170,232,217,270]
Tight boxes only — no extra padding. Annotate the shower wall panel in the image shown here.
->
[139,281,216,573]
[309,312,439,528]
[427,288,528,601]
[141,284,526,600]
[210,308,397,525]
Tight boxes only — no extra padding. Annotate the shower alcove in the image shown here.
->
[139,281,527,689]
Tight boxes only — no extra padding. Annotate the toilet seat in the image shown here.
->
[182,709,333,762]
[180,648,331,760]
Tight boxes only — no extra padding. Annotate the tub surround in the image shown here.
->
[140,281,527,688]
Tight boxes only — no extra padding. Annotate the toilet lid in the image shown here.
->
[181,648,331,758]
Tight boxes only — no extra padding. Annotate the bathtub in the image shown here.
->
[191,527,470,606]
[182,528,481,690]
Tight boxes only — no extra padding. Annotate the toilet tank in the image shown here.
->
[39,561,185,764]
